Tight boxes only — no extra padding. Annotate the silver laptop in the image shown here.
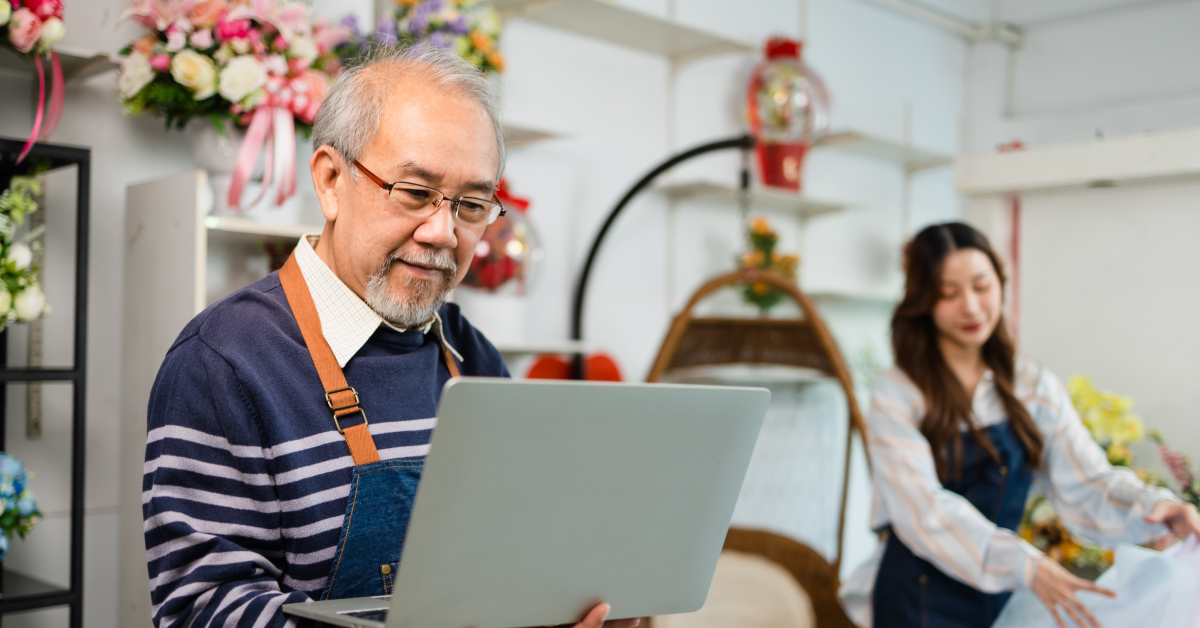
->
[283,378,769,628]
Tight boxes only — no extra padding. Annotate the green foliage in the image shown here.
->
[125,76,229,131]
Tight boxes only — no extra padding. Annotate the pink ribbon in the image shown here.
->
[227,105,298,211]
[16,52,64,164]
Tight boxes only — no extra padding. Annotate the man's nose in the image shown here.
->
[415,202,459,249]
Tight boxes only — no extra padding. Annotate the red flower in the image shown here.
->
[24,0,62,21]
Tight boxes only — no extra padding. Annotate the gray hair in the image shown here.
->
[312,45,506,181]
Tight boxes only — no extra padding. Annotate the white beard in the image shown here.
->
[364,247,458,328]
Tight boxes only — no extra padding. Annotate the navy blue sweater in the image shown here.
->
[143,273,508,627]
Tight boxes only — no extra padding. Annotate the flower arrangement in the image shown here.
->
[460,179,537,293]
[383,0,504,73]
[0,453,41,561]
[118,0,351,132]
[737,217,799,313]
[1151,431,1200,508]
[1,0,65,56]
[2,0,68,162]
[1019,376,1178,579]
[0,166,52,330]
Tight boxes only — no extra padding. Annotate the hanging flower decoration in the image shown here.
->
[384,0,504,73]
[0,453,41,560]
[460,179,539,293]
[0,165,52,330]
[1,0,67,162]
[737,217,799,313]
[117,0,353,210]
[746,37,829,191]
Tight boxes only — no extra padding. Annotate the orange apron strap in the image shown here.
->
[279,253,381,466]
[440,343,461,378]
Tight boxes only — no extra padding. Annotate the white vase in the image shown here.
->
[189,120,302,224]
[452,288,528,346]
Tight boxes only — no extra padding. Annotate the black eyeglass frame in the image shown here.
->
[353,160,506,226]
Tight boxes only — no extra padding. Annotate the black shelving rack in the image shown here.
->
[0,139,89,627]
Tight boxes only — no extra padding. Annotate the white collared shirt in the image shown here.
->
[294,234,461,367]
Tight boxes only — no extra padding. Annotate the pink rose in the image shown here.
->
[188,0,227,29]
[214,13,250,41]
[7,8,41,53]
[189,29,213,49]
[150,53,170,71]
[25,0,62,21]
[289,70,329,124]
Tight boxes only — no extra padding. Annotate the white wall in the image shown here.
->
[963,0,1200,459]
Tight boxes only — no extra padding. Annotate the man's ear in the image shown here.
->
[310,145,342,223]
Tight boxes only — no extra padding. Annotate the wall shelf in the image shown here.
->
[658,179,844,219]
[204,215,319,244]
[807,289,901,306]
[0,47,117,84]
[494,0,752,63]
[814,130,952,171]
[505,123,561,147]
[493,340,587,356]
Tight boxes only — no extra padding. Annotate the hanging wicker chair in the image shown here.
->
[646,268,868,628]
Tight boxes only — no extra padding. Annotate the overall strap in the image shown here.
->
[280,253,380,466]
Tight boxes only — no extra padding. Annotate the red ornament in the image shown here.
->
[747,37,829,191]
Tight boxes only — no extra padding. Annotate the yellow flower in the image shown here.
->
[1061,538,1082,563]
[396,0,421,6]
[1107,443,1131,466]
[1019,527,1034,542]
[1117,415,1144,444]
[470,30,493,53]
[750,217,772,235]
[741,250,764,268]
[485,50,505,72]
[751,281,770,295]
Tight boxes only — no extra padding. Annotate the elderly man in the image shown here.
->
[143,46,633,628]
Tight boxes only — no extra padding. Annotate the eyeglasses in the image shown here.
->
[353,160,506,226]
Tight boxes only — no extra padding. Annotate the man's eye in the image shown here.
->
[396,187,434,203]
[458,199,488,214]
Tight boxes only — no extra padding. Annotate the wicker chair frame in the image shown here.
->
[645,269,868,627]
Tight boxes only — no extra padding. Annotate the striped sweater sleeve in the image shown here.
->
[866,370,1043,593]
[144,334,309,627]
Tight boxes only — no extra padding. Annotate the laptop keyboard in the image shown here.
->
[343,609,388,621]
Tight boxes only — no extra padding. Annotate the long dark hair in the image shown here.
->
[892,222,1043,481]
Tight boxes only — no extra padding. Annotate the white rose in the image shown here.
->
[0,2,11,27]
[288,36,317,62]
[170,49,217,100]
[219,55,267,104]
[263,54,287,76]
[14,286,45,322]
[118,53,155,100]
[6,244,31,270]
[38,18,64,48]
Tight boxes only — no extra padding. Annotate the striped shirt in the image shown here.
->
[143,238,507,627]
[840,358,1175,622]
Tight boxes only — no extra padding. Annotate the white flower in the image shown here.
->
[6,244,31,270]
[38,17,64,48]
[118,53,155,100]
[219,55,267,104]
[288,36,317,62]
[166,29,187,52]
[14,286,45,322]
[263,54,287,76]
[0,2,11,27]
[0,289,11,318]
[170,49,217,100]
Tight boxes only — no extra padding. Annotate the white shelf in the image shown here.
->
[505,123,560,147]
[494,0,753,63]
[0,46,117,83]
[814,130,952,171]
[659,364,828,385]
[806,289,901,306]
[204,216,319,242]
[658,180,844,218]
[956,127,1200,195]
[492,340,587,355]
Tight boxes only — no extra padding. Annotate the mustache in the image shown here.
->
[380,247,458,277]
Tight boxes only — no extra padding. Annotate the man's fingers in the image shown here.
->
[575,604,610,628]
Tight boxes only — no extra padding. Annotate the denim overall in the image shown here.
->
[873,421,1034,628]
[278,254,459,602]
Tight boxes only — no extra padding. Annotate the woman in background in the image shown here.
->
[864,222,1200,628]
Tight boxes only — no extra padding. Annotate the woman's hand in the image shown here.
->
[1031,557,1116,628]
[1144,499,1200,540]
[570,603,641,628]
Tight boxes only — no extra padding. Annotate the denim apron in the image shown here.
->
[873,421,1034,628]
[279,253,460,601]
